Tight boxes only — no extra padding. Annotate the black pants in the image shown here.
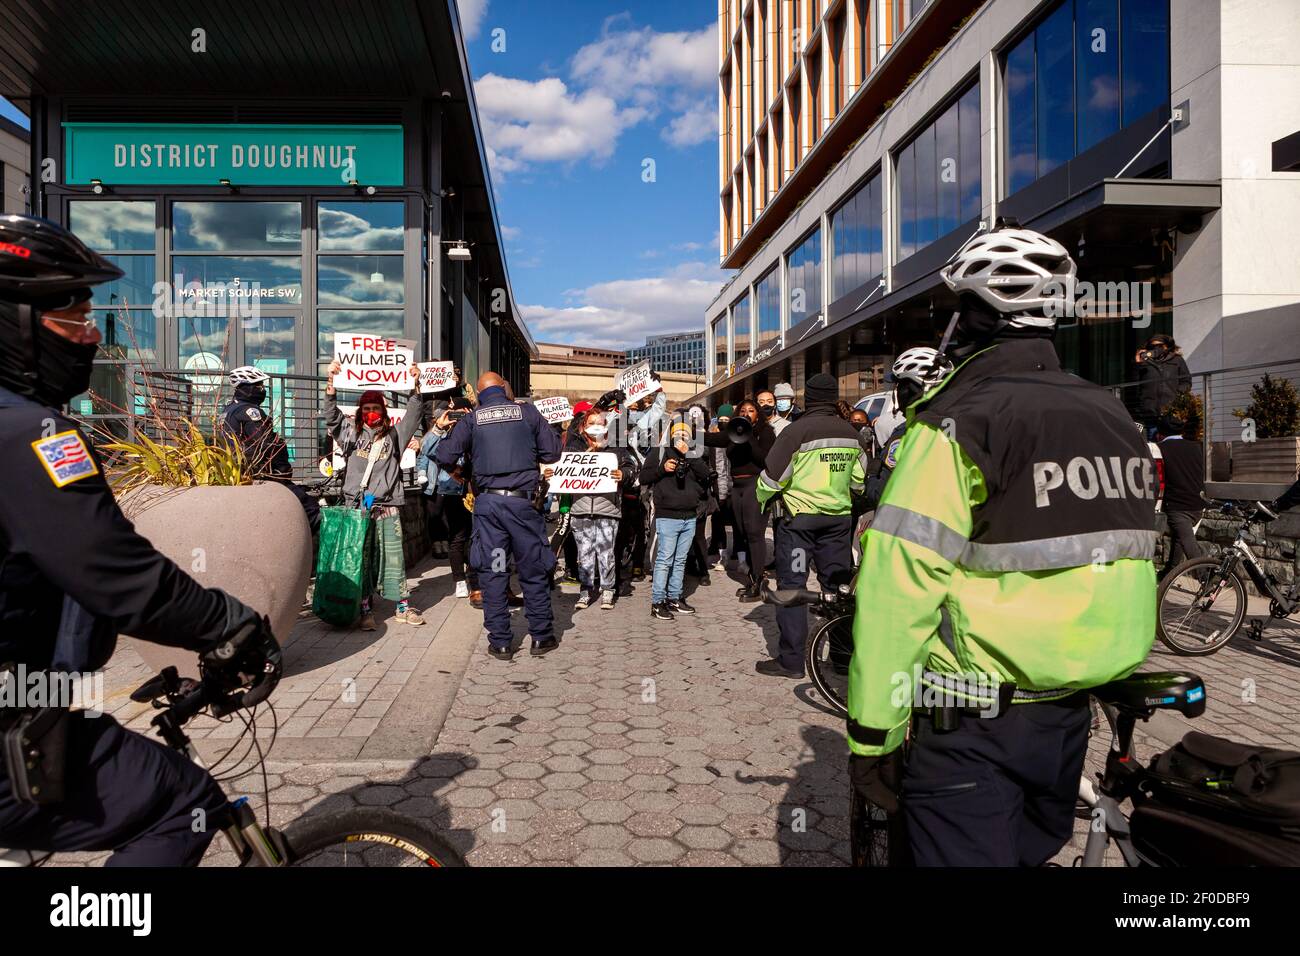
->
[731,479,767,580]
[426,494,478,588]
[902,694,1090,866]
[0,713,228,866]
[685,512,711,577]
[617,496,647,575]
[709,496,732,555]
[1163,510,1202,575]
[773,513,853,670]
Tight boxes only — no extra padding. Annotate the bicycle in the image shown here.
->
[764,585,855,719]
[1156,500,1299,656]
[1,664,462,868]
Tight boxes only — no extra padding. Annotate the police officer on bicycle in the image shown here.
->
[0,214,280,866]
[846,221,1160,866]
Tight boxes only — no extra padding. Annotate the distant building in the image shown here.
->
[0,114,29,214]
[625,331,705,376]
[535,341,627,368]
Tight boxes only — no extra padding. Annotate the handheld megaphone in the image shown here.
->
[727,416,752,444]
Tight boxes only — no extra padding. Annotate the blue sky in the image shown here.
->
[1,2,727,350]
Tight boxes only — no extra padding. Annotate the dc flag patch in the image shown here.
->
[32,430,98,487]
[885,438,901,469]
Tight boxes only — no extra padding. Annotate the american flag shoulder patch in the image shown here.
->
[31,429,99,488]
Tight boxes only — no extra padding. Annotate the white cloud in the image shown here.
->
[663,100,716,148]
[456,0,489,41]
[571,21,716,102]
[500,225,522,241]
[523,261,727,349]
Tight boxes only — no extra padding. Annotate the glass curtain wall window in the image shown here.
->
[830,170,884,301]
[732,294,752,367]
[895,83,980,261]
[315,201,405,374]
[1005,0,1170,195]
[713,315,729,378]
[786,226,823,323]
[755,267,781,350]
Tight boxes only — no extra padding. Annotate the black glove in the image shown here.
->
[201,599,282,713]
[849,751,904,815]
[595,388,625,412]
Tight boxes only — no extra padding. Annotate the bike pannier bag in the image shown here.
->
[1130,803,1300,866]
[311,505,375,627]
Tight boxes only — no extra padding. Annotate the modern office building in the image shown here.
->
[0,0,534,462]
[0,113,29,213]
[699,0,1300,439]
[625,331,707,376]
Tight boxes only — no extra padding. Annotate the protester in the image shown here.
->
[704,398,776,600]
[708,403,735,566]
[683,403,716,585]
[418,396,479,601]
[849,407,872,456]
[325,358,427,630]
[771,382,799,433]
[617,385,667,585]
[1136,333,1192,437]
[641,418,710,620]
[1156,412,1206,577]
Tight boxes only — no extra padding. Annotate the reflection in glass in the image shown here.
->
[93,255,156,308]
[93,309,157,362]
[317,309,404,365]
[242,316,297,374]
[69,201,154,250]
[1006,34,1036,194]
[318,202,403,251]
[173,201,302,252]
[733,295,751,367]
[1121,0,1169,125]
[172,256,302,306]
[959,85,982,222]
[756,268,780,349]
[317,256,404,306]
[1076,0,1120,152]
[1036,2,1074,179]
[713,316,728,373]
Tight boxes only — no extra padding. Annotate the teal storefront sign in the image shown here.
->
[64,123,404,187]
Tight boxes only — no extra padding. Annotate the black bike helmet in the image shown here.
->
[0,213,122,305]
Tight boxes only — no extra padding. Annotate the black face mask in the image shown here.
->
[758,404,774,418]
[0,303,99,408]
[234,382,267,406]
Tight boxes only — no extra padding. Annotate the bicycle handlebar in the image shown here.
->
[764,588,850,609]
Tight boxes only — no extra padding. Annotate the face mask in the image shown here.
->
[776,399,792,413]
[585,425,608,439]
[362,409,384,427]
[758,404,774,418]
[0,304,99,408]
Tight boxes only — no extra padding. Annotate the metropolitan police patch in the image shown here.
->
[246,407,262,420]
[32,430,99,488]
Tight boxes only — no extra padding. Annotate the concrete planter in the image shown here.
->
[118,481,313,678]
[1230,437,1300,484]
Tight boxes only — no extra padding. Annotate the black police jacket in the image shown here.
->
[0,386,236,672]
[219,398,292,478]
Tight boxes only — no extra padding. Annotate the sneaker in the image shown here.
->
[359,611,377,631]
[600,589,615,609]
[574,592,592,610]
[631,567,646,582]
[651,602,674,620]
[668,598,696,614]
[397,607,425,626]
[698,574,711,587]
[454,580,470,599]
[755,659,804,680]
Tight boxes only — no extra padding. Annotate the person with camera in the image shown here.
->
[418,396,479,601]
[641,418,711,620]
[847,222,1159,866]
[755,373,866,678]
[704,398,776,599]
[0,214,280,866]
[1135,333,1192,438]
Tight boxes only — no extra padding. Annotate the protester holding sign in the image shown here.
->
[325,357,428,630]
[640,416,710,621]
[545,410,636,611]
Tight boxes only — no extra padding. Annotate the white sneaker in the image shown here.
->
[454,580,469,599]
[574,592,592,610]
[600,589,615,609]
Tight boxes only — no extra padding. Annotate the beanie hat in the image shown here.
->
[774,383,795,399]
[804,373,837,406]
[717,403,734,418]
[358,390,386,408]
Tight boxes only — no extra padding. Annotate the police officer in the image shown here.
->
[218,365,320,534]
[846,222,1160,866]
[0,214,279,865]
[755,372,866,678]
[862,348,954,510]
[435,371,562,659]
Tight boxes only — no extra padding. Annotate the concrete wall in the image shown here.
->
[0,125,29,214]
[530,364,704,407]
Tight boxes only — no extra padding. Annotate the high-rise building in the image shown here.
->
[625,331,707,376]
[0,113,29,214]
[700,0,1300,449]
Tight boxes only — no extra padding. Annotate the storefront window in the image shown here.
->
[95,255,157,309]
[1004,0,1169,196]
[733,294,751,367]
[317,256,404,306]
[173,201,302,251]
[318,202,403,251]
[69,201,154,250]
[317,309,405,369]
[830,171,883,301]
[756,267,781,350]
[786,226,822,322]
[894,83,981,262]
[171,255,302,305]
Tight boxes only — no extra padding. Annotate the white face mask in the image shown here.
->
[585,425,608,439]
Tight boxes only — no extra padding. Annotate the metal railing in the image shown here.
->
[1106,356,1300,484]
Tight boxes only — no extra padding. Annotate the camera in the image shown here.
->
[447,409,468,421]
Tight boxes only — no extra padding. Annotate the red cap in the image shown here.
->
[358,390,386,408]
[573,400,594,415]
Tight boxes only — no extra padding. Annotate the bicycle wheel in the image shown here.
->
[1157,556,1246,655]
[280,808,464,867]
[805,613,853,718]
[850,786,892,867]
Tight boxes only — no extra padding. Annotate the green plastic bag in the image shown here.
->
[312,505,375,627]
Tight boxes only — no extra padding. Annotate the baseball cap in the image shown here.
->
[573,400,594,415]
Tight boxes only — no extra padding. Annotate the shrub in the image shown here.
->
[1233,373,1300,439]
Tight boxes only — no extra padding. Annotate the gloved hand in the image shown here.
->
[202,595,283,711]
[849,750,904,814]
[595,388,626,411]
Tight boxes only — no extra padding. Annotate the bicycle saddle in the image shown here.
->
[1092,672,1206,718]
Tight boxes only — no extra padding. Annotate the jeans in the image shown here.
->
[652,516,695,604]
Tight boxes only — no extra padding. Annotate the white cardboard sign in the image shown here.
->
[548,451,619,494]
[333,332,416,392]
[534,396,574,424]
[616,361,661,404]
[418,361,457,394]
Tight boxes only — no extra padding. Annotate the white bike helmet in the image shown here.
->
[939,225,1075,328]
[229,365,270,386]
[888,347,954,390]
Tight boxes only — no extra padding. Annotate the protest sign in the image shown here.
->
[333,332,415,391]
[616,361,661,404]
[534,396,574,424]
[418,361,457,394]
[547,451,619,494]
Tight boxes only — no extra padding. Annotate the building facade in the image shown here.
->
[0,0,534,472]
[701,0,1300,445]
[624,331,707,376]
[0,114,29,214]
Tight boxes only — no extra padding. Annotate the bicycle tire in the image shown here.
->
[1156,556,1246,656]
[805,613,853,719]
[280,807,464,867]
[849,785,892,867]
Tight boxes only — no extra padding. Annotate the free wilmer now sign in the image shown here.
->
[333,333,416,391]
